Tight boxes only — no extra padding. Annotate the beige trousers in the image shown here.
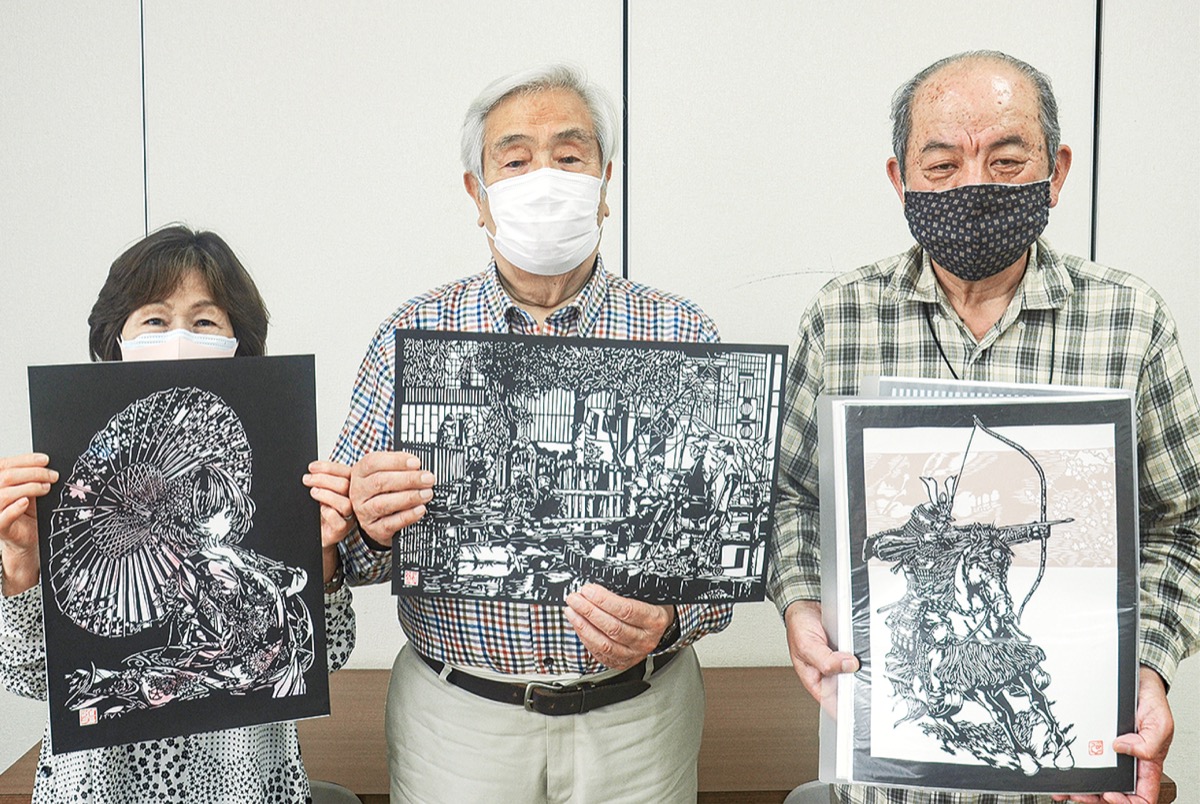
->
[385,643,705,804]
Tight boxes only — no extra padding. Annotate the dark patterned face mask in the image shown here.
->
[903,180,1051,281]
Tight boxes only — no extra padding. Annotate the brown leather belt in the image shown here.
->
[417,650,679,716]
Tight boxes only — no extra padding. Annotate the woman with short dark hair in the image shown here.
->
[0,225,356,803]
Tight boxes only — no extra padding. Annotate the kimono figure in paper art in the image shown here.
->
[464,446,493,503]
[436,414,458,445]
[530,475,563,524]
[619,457,676,557]
[504,466,537,523]
[67,464,315,717]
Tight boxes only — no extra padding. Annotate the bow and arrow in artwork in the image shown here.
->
[863,416,1077,775]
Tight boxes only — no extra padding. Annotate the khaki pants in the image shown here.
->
[385,643,705,804]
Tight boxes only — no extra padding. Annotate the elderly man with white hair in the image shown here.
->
[331,64,732,803]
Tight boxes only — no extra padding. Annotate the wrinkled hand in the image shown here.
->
[1051,667,1173,804]
[0,453,57,596]
[784,600,858,714]
[349,451,435,548]
[303,460,355,585]
[303,461,355,548]
[564,583,674,671]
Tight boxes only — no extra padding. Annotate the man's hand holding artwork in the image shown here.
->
[0,452,57,596]
[564,583,675,671]
[303,460,356,584]
[348,451,436,548]
[784,600,858,713]
[1051,667,1174,804]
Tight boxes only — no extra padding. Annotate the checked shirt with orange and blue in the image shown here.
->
[332,256,733,676]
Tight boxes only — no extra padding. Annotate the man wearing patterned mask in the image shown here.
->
[331,64,732,803]
[768,51,1200,804]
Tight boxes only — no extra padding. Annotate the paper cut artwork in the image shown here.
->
[818,385,1137,794]
[30,357,327,754]
[864,417,1074,775]
[49,387,314,720]
[391,330,786,604]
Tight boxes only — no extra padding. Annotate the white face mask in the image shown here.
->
[119,329,239,361]
[483,168,604,276]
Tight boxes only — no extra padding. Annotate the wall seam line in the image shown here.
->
[621,0,629,280]
[1089,0,1104,262]
[140,0,148,236]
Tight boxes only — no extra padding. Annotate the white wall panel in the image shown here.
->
[0,0,144,775]
[1094,1,1199,368]
[627,0,1097,347]
[142,1,623,472]
[1094,3,1200,796]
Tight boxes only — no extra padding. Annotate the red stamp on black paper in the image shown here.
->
[404,570,419,586]
[79,707,98,727]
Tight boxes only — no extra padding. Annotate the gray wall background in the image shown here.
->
[1,0,1196,795]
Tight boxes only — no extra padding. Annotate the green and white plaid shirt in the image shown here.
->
[766,239,1200,804]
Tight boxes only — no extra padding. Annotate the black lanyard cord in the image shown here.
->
[922,304,1058,384]
[923,303,961,381]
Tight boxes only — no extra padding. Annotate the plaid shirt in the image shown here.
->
[766,239,1200,804]
[332,256,733,675]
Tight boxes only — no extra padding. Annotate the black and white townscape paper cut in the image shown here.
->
[29,356,329,754]
[391,330,786,604]
[818,379,1137,795]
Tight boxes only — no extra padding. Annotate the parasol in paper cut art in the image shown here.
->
[31,356,330,753]
[47,386,252,638]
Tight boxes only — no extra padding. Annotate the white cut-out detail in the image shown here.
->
[49,387,252,636]
[48,387,313,721]
[394,332,785,604]
[864,418,1076,775]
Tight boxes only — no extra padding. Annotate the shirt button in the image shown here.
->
[38,764,52,777]
[543,657,555,670]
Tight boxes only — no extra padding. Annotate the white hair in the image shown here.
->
[460,63,620,195]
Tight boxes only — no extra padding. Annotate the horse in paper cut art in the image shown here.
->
[864,418,1076,775]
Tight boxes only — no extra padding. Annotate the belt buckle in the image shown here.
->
[523,679,568,712]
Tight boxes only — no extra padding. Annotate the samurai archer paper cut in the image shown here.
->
[863,417,1075,775]
[30,357,328,754]
[818,390,1137,794]
[392,330,786,604]
[49,388,315,718]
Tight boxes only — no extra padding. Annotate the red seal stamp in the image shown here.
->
[404,570,419,586]
[1088,740,1104,756]
[79,707,98,727]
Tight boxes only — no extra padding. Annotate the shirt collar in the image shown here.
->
[566,255,610,337]
[479,263,515,331]
[887,238,1074,311]
[1019,240,1074,310]
[480,255,610,336]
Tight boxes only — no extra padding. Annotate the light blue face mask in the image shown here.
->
[118,329,239,361]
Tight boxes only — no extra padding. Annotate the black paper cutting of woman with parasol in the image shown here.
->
[49,386,315,717]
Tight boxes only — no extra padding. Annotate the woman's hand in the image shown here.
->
[0,453,57,596]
